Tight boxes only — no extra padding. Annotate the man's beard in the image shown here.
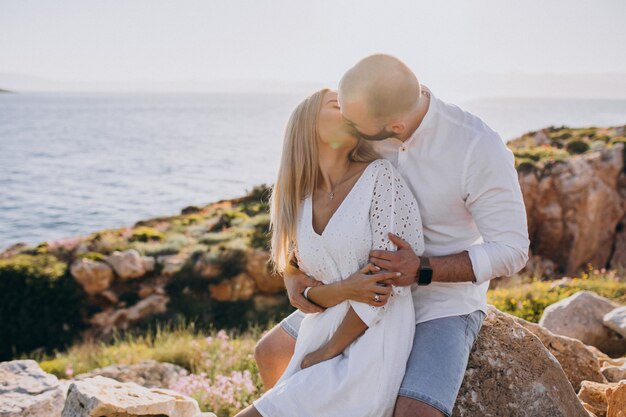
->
[357,126,397,142]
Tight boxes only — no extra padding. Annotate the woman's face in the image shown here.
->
[317,90,358,149]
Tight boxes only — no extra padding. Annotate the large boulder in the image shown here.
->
[70,258,114,295]
[106,249,155,280]
[539,291,626,356]
[61,375,213,417]
[509,313,607,390]
[0,359,69,417]
[73,360,189,389]
[451,306,589,417]
[604,306,626,339]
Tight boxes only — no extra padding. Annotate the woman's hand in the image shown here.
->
[284,267,325,314]
[340,263,400,306]
[301,346,338,369]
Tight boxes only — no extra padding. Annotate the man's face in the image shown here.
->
[337,93,398,142]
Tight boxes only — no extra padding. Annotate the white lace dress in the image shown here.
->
[253,158,425,417]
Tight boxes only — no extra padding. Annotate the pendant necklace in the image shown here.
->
[325,162,352,200]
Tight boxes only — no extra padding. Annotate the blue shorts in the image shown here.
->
[279,308,486,417]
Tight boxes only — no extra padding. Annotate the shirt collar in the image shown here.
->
[403,87,437,147]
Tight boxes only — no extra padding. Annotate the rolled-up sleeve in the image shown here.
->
[463,132,530,285]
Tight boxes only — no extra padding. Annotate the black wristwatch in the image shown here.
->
[416,256,433,286]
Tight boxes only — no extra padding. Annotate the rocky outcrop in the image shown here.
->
[509,313,608,390]
[0,360,216,417]
[452,306,589,417]
[0,359,69,417]
[73,360,189,389]
[519,145,625,274]
[88,293,169,336]
[61,375,208,417]
[513,126,626,275]
[539,291,626,356]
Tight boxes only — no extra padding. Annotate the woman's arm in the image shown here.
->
[306,264,398,308]
[301,306,367,369]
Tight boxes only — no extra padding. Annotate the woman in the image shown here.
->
[235,88,424,417]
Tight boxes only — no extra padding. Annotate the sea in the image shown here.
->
[1,92,626,250]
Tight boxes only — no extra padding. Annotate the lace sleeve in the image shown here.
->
[349,159,425,327]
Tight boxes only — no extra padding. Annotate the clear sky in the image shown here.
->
[1,0,625,98]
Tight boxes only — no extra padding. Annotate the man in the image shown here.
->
[255,54,530,417]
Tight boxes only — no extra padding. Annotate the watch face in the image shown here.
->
[418,268,433,285]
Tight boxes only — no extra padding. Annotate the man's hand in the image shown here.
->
[369,232,421,287]
[284,268,325,314]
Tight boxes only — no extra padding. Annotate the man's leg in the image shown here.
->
[254,310,304,389]
[393,310,486,417]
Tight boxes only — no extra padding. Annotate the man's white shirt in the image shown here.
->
[372,89,530,324]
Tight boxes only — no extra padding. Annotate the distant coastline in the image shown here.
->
[0,88,15,93]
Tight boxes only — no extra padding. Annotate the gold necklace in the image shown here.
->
[324,162,352,200]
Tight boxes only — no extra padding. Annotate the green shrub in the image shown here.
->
[0,254,86,361]
[78,251,106,262]
[130,226,165,243]
[609,136,626,145]
[565,140,590,155]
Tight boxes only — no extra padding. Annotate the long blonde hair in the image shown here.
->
[269,88,381,274]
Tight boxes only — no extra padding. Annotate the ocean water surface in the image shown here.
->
[1,92,625,250]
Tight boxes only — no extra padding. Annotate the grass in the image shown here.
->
[30,318,270,417]
[20,268,625,416]
[487,267,626,322]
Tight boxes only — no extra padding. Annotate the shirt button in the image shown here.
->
[400,146,406,152]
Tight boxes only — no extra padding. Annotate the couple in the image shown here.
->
[236,54,530,417]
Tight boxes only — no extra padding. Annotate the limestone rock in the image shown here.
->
[519,145,625,274]
[208,272,256,302]
[60,375,202,417]
[451,306,588,417]
[539,291,626,356]
[106,249,155,280]
[509,313,607,390]
[606,380,626,417]
[0,359,67,417]
[602,362,626,383]
[89,294,168,335]
[70,258,114,295]
[244,249,285,293]
[578,380,620,417]
[604,306,626,339]
[74,360,189,389]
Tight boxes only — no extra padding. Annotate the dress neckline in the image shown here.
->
[309,160,377,238]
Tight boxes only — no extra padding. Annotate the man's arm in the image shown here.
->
[369,233,476,284]
[370,132,530,286]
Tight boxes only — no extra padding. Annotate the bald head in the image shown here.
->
[339,54,420,123]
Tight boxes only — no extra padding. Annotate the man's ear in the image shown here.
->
[389,122,406,135]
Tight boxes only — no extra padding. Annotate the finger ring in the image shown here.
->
[374,294,381,302]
